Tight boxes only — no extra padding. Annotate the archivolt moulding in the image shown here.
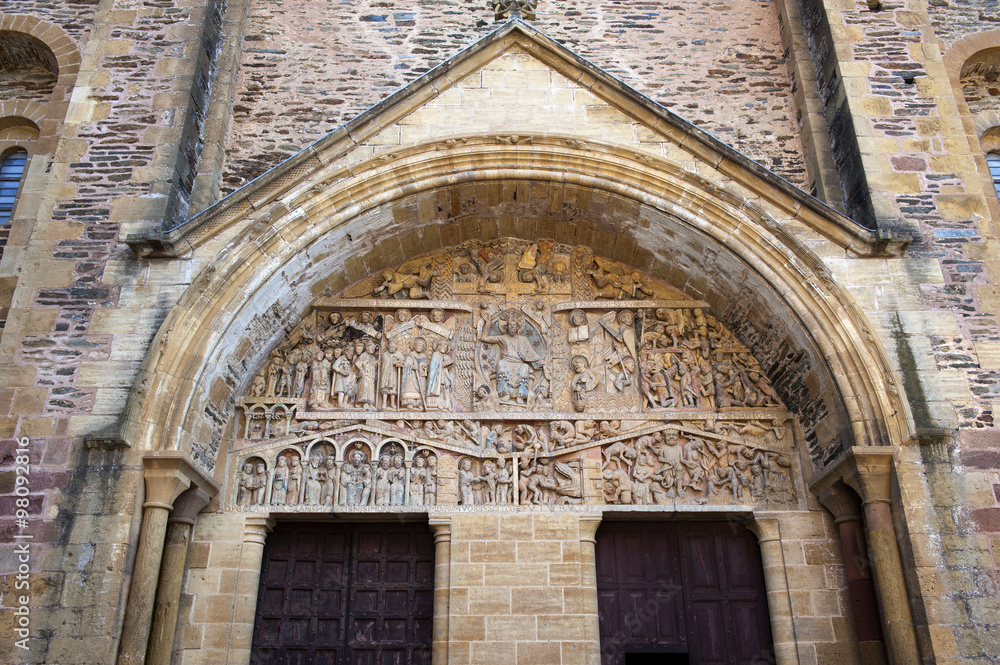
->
[95,138,913,476]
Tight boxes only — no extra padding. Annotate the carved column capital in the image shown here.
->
[168,487,212,526]
[142,451,220,509]
[428,515,452,543]
[810,447,895,506]
[244,516,276,546]
[578,513,602,543]
[744,514,780,543]
[817,482,863,524]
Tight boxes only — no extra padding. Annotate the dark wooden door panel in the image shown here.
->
[597,521,772,665]
[252,521,433,665]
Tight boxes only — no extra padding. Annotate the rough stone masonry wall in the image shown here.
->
[927,0,1000,51]
[222,0,809,192]
[795,0,1000,659]
[0,1,238,662]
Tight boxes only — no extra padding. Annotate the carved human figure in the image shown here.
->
[426,339,454,411]
[698,357,716,409]
[480,314,543,404]
[410,456,427,506]
[293,353,309,398]
[570,355,598,412]
[253,462,268,505]
[374,454,392,506]
[340,449,372,506]
[390,454,406,506]
[763,452,795,503]
[400,337,429,410]
[265,351,282,396]
[496,460,513,505]
[597,420,619,439]
[714,367,741,408]
[286,456,302,505]
[640,354,669,409]
[330,348,352,407]
[424,455,438,506]
[603,441,637,472]
[372,262,436,299]
[310,350,330,407]
[250,375,266,398]
[277,354,293,397]
[677,361,699,408]
[568,309,590,343]
[550,420,575,449]
[612,356,637,393]
[379,340,404,410]
[631,459,653,505]
[679,437,707,494]
[519,458,547,504]
[574,419,597,443]
[602,468,633,504]
[354,340,379,408]
[477,460,497,504]
[458,458,477,506]
[237,463,255,506]
[271,457,289,505]
[304,456,323,504]
[597,310,637,390]
[321,457,337,505]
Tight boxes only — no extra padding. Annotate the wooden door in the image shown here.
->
[597,521,772,665]
[252,522,434,665]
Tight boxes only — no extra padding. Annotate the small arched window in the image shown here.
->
[0,149,27,225]
[988,153,1000,199]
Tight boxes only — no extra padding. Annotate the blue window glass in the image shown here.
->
[0,149,27,225]
[988,153,1000,199]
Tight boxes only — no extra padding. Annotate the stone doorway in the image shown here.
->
[596,521,772,665]
[250,521,435,665]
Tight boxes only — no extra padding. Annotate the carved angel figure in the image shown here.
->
[372,261,436,299]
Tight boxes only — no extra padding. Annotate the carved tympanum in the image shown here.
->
[228,239,798,512]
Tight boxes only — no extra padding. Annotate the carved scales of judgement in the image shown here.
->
[230,239,798,512]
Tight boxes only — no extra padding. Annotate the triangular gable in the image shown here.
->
[125,19,905,258]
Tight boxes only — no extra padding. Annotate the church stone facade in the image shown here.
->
[1,1,999,664]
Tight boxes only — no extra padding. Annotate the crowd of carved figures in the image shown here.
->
[243,305,780,422]
[231,241,798,511]
[234,419,794,510]
[600,427,795,506]
[236,445,439,508]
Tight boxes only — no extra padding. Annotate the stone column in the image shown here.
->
[117,455,204,665]
[819,483,888,665]
[227,516,275,665]
[745,515,799,665]
[146,486,212,665]
[428,516,452,665]
[579,514,603,665]
[842,456,920,665]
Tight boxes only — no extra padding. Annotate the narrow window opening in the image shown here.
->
[0,149,27,225]
[988,153,1000,199]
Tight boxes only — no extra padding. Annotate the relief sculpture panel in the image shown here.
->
[227,239,800,513]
